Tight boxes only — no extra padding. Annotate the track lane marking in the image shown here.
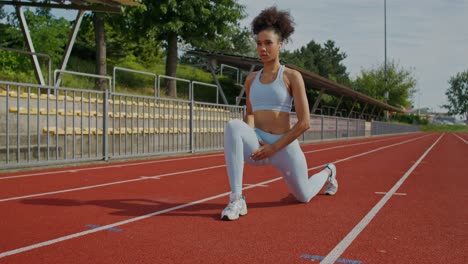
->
[0,134,435,258]
[375,192,407,196]
[453,133,468,144]
[0,134,416,180]
[320,133,444,264]
[0,153,224,180]
[0,165,226,202]
[0,134,430,202]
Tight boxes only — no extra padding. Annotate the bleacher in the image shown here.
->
[0,81,245,167]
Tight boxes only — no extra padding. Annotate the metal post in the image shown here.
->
[190,97,194,153]
[55,10,86,87]
[360,103,368,119]
[321,115,324,140]
[207,59,228,105]
[384,0,389,121]
[236,64,256,105]
[333,95,343,116]
[16,6,46,85]
[311,89,325,115]
[335,118,339,139]
[102,90,109,160]
[347,99,357,118]
[347,119,350,138]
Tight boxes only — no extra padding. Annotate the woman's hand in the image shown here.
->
[251,141,278,161]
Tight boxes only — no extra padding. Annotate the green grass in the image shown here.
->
[421,124,468,132]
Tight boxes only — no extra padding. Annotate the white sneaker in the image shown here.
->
[324,163,338,195]
[221,194,248,221]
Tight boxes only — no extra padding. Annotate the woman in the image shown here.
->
[221,6,338,221]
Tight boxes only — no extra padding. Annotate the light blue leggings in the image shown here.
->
[224,119,329,203]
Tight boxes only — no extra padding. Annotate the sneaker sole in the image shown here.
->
[221,211,247,221]
[325,186,338,195]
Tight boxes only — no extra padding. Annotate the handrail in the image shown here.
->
[112,67,157,96]
[220,64,240,84]
[0,46,52,85]
[191,81,218,103]
[54,70,112,91]
[157,75,191,99]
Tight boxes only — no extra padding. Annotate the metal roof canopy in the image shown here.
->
[0,0,142,86]
[1,0,142,13]
[187,50,402,114]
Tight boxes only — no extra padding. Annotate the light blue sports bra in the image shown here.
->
[250,65,293,113]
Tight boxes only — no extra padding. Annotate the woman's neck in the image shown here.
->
[262,60,281,74]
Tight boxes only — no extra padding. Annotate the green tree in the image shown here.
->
[194,26,255,56]
[281,40,350,86]
[353,60,417,109]
[0,8,70,82]
[442,70,468,119]
[132,0,246,97]
[280,40,351,110]
[75,11,164,89]
[28,10,69,65]
[0,6,6,20]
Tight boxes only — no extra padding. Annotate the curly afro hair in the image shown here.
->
[251,6,295,43]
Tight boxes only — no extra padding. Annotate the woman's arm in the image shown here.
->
[251,69,310,161]
[243,72,257,128]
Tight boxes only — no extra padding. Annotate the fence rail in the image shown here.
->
[0,81,420,169]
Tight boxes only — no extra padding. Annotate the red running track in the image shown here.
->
[0,132,466,264]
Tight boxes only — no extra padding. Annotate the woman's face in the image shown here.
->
[256,29,282,63]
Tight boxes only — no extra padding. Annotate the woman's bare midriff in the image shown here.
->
[253,110,291,134]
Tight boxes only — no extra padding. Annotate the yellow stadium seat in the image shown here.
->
[78,111,90,117]
[57,109,75,116]
[91,128,103,135]
[91,111,104,117]
[43,127,65,135]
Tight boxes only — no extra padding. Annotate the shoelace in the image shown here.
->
[226,200,242,212]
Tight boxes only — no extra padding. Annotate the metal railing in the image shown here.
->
[0,46,52,85]
[54,70,112,91]
[192,81,219,104]
[220,64,240,84]
[112,67,157,96]
[0,81,245,168]
[0,80,420,169]
[157,75,191,99]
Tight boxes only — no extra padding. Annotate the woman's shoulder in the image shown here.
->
[245,70,260,86]
[282,66,301,79]
[282,66,303,87]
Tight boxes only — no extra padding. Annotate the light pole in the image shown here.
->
[384,0,387,86]
[384,0,389,120]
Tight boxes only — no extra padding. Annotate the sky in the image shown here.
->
[237,0,468,112]
[2,1,466,112]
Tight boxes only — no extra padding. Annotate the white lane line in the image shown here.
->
[0,165,225,202]
[0,153,224,180]
[244,183,269,188]
[0,135,428,202]
[303,134,410,154]
[0,134,435,258]
[0,134,413,180]
[453,133,468,144]
[0,178,279,259]
[320,133,444,264]
[0,135,429,203]
[375,192,407,196]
